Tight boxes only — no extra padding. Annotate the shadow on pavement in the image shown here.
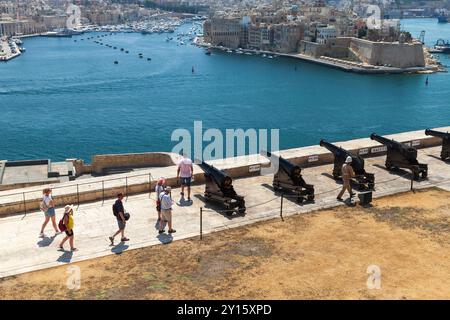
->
[56,250,73,263]
[37,236,56,247]
[157,233,173,244]
[111,242,129,254]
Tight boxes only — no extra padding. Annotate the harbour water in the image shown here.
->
[1,19,450,161]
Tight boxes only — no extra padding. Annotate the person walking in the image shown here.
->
[59,205,77,251]
[177,154,193,201]
[337,156,356,201]
[109,193,129,245]
[159,186,176,234]
[39,188,60,237]
[155,177,166,221]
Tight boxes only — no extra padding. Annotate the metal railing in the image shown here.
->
[0,172,155,214]
[197,171,449,240]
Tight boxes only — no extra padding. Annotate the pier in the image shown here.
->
[0,37,21,61]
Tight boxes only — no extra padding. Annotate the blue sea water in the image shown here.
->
[0,19,449,161]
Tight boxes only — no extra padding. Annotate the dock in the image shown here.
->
[0,37,21,62]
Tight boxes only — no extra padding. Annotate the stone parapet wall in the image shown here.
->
[0,126,448,216]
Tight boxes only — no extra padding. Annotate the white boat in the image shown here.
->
[226,49,233,53]
[267,55,273,59]
[262,54,267,57]
[244,52,252,55]
[236,50,243,54]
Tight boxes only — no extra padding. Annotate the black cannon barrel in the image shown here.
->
[319,139,349,157]
[370,133,402,148]
[261,150,300,177]
[197,161,232,189]
[425,128,450,140]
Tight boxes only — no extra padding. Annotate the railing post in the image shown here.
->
[126,176,128,202]
[410,175,414,191]
[200,207,203,240]
[102,181,105,205]
[76,184,80,208]
[23,192,27,214]
[149,173,151,199]
[280,193,284,221]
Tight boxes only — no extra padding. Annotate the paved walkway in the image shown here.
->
[1,147,449,278]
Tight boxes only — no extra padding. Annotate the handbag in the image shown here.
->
[124,212,130,221]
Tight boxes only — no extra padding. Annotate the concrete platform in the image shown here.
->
[0,146,449,278]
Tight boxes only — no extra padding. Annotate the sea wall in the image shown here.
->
[69,152,180,176]
[349,38,425,68]
[300,37,426,68]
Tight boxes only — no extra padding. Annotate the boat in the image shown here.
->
[438,11,448,23]
[226,49,233,53]
[41,30,73,38]
[12,38,22,45]
[433,39,450,53]
[267,55,274,59]
[244,52,252,55]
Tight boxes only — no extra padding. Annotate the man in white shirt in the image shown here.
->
[177,154,193,202]
[159,186,176,234]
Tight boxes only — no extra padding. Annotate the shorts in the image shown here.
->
[45,207,56,217]
[117,219,126,230]
[180,177,191,187]
[65,229,74,237]
[161,209,172,224]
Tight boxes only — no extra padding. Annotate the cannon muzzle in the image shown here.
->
[425,128,450,140]
[261,150,301,178]
[198,160,245,214]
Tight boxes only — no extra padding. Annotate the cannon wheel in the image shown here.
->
[307,195,315,202]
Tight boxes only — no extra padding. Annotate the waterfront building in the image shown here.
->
[0,16,34,36]
[209,14,242,48]
[272,22,304,53]
[316,25,336,44]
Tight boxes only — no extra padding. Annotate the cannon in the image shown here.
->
[425,129,450,161]
[319,140,375,190]
[197,161,246,215]
[370,133,428,180]
[261,151,314,203]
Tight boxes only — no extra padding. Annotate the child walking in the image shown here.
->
[59,205,77,251]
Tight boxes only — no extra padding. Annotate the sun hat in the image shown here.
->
[64,205,74,213]
[165,186,171,192]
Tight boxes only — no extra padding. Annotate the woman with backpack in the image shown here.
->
[39,188,60,237]
[58,205,77,251]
